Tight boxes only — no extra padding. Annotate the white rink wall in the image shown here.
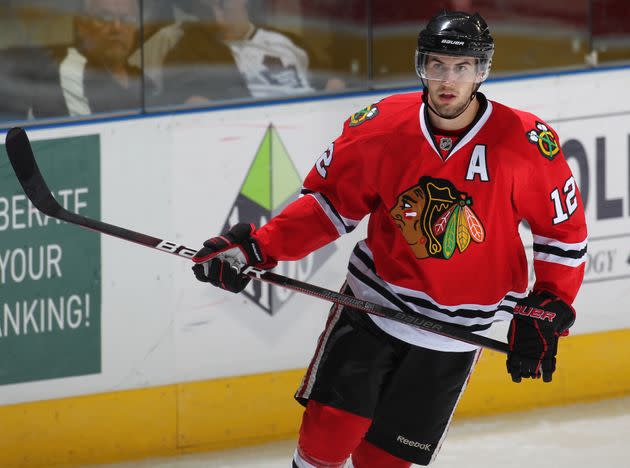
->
[1,66,629,407]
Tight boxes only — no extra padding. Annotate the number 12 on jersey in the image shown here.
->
[550,176,578,224]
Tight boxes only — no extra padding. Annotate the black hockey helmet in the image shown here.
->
[416,11,494,83]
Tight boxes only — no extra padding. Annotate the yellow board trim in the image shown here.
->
[1,329,629,468]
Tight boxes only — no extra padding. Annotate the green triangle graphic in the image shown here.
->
[241,129,272,210]
[270,126,303,210]
[240,125,303,211]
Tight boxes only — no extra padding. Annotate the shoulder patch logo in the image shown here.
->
[527,121,560,160]
[349,104,379,127]
[389,176,485,260]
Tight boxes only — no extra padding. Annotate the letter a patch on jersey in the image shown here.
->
[527,121,560,160]
[466,145,489,181]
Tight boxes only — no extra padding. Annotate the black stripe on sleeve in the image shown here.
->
[533,243,587,259]
[302,190,356,234]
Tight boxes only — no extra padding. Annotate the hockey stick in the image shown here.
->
[4,127,509,354]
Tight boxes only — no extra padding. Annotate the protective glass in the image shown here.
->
[415,51,491,83]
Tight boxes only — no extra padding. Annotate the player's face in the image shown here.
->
[424,54,480,119]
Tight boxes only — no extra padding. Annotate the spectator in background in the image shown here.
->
[209,0,318,98]
[153,1,249,106]
[60,0,145,115]
[0,0,144,120]
[211,0,346,95]
[127,0,194,94]
[155,0,343,106]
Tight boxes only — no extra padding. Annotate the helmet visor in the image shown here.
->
[415,51,491,83]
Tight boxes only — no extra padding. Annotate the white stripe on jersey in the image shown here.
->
[308,192,361,235]
[533,251,587,267]
[419,100,493,161]
[533,234,588,251]
[346,241,526,352]
[532,233,588,267]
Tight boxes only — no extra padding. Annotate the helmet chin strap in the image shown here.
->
[421,80,481,121]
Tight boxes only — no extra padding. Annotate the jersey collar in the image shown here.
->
[419,93,493,161]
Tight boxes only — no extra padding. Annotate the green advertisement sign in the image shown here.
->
[0,135,101,385]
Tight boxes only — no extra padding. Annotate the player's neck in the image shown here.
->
[427,96,479,132]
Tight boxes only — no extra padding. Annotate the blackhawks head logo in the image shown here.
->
[389,176,485,260]
[527,121,560,160]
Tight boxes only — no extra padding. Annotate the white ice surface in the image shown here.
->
[87,396,630,468]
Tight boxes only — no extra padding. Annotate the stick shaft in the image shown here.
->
[4,127,508,354]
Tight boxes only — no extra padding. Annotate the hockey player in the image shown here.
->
[192,11,587,467]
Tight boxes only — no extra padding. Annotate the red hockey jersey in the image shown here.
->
[254,92,588,352]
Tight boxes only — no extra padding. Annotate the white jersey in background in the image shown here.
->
[59,47,91,115]
[226,28,314,98]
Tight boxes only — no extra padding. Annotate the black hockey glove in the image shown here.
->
[191,223,276,293]
[507,290,575,383]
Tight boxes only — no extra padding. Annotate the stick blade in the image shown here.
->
[4,127,60,216]
[5,127,36,181]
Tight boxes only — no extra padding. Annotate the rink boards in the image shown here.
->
[1,66,630,467]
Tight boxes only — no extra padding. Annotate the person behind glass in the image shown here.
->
[157,0,343,106]
[0,0,142,120]
[156,1,250,106]
[190,11,587,467]
[207,0,344,97]
[61,0,144,115]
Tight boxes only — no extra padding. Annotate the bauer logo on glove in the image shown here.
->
[507,290,575,383]
[191,223,277,293]
[512,304,557,322]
